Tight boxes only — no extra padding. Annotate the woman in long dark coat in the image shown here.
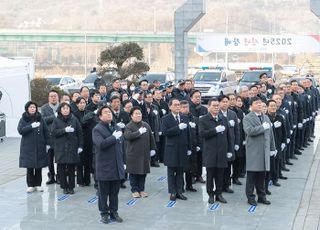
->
[18,101,49,193]
[51,102,83,194]
[124,106,156,198]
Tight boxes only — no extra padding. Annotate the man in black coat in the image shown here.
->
[40,89,60,184]
[219,94,240,192]
[92,105,125,224]
[199,98,233,204]
[86,90,101,113]
[162,98,191,201]
[189,90,208,184]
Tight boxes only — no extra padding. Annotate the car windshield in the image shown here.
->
[241,71,272,82]
[193,72,221,81]
[46,78,61,85]
[141,74,166,83]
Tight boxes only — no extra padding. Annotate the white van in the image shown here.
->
[193,69,237,103]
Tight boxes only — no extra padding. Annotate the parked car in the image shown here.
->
[237,69,273,92]
[193,69,237,103]
[139,72,175,87]
[44,75,82,94]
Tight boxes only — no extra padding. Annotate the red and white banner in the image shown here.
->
[196,34,320,53]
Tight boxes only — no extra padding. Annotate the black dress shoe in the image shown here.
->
[285,161,293,166]
[308,138,314,142]
[233,179,242,185]
[223,187,234,193]
[186,187,197,192]
[120,183,126,189]
[272,181,281,186]
[151,162,160,167]
[291,155,298,160]
[208,195,215,204]
[295,150,302,155]
[257,198,271,205]
[239,173,246,178]
[68,188,75,194]
[170,194,176,201]
[196,177,206,183]
[216,194,227,203]
[46,178,56,185]
[248,199,257,206]
[176,193,187,200]
[110,212,123,223]
[266,190,271,195]
[279,175,288,180]
[281,167,290,171]
[63,189,69,194]
[299,147,305,151]
[100,214,111,224]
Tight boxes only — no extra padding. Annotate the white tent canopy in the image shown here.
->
[0,56,30,137]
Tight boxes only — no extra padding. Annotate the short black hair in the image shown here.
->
[98,84,107,89]
[266,99,277,107]
[259,73,268,79]
[249,84,258,90]
[139,79,148,85]
[249,96,262,105]
[290,80,298,85]
[48,89,59,96]
[168,98,179,107]
[130,106,142,116]
[92,90,100,95]
[97,105,112,116]
[208,97,219,106]
[75,96,86,104]
[180,100,189,106]
[80,86,90,93]
[122,99,132,107]
[190,90,201,98]
[218,94,229,102]
[110,95,120,102]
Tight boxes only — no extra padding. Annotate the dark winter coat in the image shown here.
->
[162,113,191,167]
[92,121,125,181]
[199,113,233,168]
[124,121,156,174]
[18,112,49,169]
[51,114,83,164]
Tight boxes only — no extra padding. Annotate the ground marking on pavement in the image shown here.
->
[166,200,176,208]
[126,198,138,206]
[209,203,220,211]
[157,176,167,182]
[57,194,70,201]
[88,196,98,204]
[248,205,256,213]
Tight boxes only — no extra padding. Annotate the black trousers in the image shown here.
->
[185,172,193,189]
[26,168,42,187]
[265,156,276,191]
[77,151,92,186]
[159,136,166,163]
[58,164,76,189]
[129,174,146,193]
[223,161,233,189]
[246,171,266,201]
[47,148,55,178]
[206,167,224,196]
[290,129,297,158]
[195,151,203,178]
[167,167,184,194]
[98,180,121,216]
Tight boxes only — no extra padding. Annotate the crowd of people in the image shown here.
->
[17,73,320,224]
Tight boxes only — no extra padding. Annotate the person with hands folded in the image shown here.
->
[51,102,83,195]
[18,101,49,193]
[92,105,125,224]
[162,99,191,202]
[123,106,156,198]
[243,97,276,206]
[199,98,233,204]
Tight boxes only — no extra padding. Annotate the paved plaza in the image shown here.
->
[1,119,320,230]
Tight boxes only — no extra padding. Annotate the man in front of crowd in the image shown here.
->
[199,98,232,204]
[162,98,191,201]
[243,96,276,206]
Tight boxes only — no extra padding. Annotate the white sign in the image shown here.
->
[196,34,320,53]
